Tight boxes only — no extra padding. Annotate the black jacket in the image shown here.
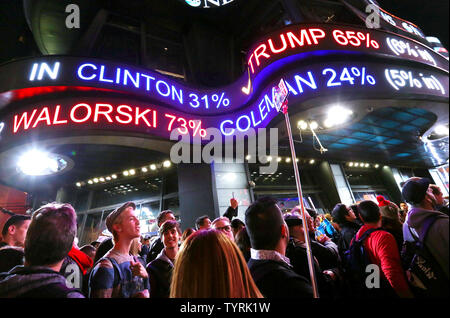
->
[147,237,164,264]
[337,221,361,253]
[147,258,173,298]
[223,206,238,221]
[247,258,313,298]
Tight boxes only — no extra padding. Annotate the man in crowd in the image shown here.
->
[356,200,413,298]
[291,206,340,271]
[139,236,151,263]
[245,197,313,298]
[284,213,339,298]
[147,210,176,264]
[429,184,449,216]
[89,202,149,298]
[212,217,234,241]
[399,202,409,223]
[331,203,362,254]
[0,203,84,298]
[195,215,212,231]
[230,218,245,239]
[402,178,449,280]
[0,214,31,248]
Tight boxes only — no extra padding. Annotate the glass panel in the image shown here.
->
[136,201,161,236]
[80,212,103,246]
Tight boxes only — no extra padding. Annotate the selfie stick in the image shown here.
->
[277,83,319,298]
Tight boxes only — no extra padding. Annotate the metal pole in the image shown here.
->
[283,105,320,298]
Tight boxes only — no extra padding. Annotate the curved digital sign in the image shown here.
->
[0,23,448,148]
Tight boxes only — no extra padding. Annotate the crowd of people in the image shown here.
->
[0,177,448,298]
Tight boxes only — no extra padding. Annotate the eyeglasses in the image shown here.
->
[216,225,232,232]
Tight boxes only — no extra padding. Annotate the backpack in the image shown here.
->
[401,215,450,298]
[343,228,394,297]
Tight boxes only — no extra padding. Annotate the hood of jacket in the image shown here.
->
[0,266,68,298]
[407,207,448,228]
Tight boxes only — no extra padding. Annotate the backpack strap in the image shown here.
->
[355,228,383,244]
[408,215,438,247]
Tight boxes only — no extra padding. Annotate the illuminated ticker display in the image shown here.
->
[0,23,447,146]
[245,24,447,78]
[3,61,447,145]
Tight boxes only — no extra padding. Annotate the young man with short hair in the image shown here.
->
[147,210,176,264]
[195,215,212,231]
[356,200,413,298]
[0,214,31,248]
[0,203,84,298]
[245,197,313,298]
[89,202,149,298]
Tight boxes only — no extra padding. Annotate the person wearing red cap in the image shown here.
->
[376,195,403,252]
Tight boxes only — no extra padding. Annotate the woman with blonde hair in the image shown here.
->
[170,229,263,298]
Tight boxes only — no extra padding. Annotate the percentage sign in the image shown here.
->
[212,92,230,108]
[401,71,422,88]
[350,67,376,85]
[188,120,207,137]
[357,32,379,49]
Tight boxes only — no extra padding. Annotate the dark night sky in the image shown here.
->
[377,0,449,48]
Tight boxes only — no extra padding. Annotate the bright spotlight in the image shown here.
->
[150,164,157,170]
[76,182,81,187]
[17,150,59,176]
[309,121,319,130]
[286,158,291,163]
[111,174,117,179]
[99,177,105,182]
[277,157,282,162]
[435,125,449,136]
[142,167,148,173]
[267,156,273,162]
[324,105,353,128]
[88,180,93,184]
[309,159,315,164]
[123,171,129,176]
[297,120,308,130]
[163,161,171,168]
[349,162,354,167]
[129,169,136,175]
[245,155,251,160]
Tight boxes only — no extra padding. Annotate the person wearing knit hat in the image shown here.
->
[376,195,403,252]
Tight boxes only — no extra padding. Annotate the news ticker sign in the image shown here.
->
[0,24,447,116]
[245,23,448,78]
[0,61,447,145]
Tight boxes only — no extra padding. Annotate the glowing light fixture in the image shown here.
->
[323,105,353,128]
[435,125,449,136]
[17,150,64,176]
[123,171,129,176]
[309,121,319,130]
[163,161,171,168]
[297,120,308,130]
[150,164,157,170]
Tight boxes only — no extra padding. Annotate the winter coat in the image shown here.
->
[404,207,449,279]
[247,258,313,298]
